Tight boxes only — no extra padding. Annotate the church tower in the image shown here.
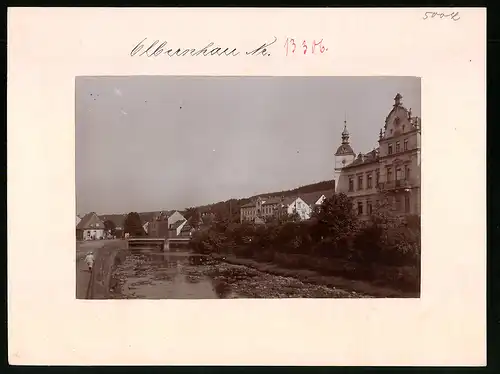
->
[334,117,356,191]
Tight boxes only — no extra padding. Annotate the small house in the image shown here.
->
[76,212,106,240]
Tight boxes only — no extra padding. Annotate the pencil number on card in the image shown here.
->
[284,38,328,56]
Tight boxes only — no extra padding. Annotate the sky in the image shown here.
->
[76,76,421,215]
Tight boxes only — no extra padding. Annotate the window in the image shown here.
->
[405,195,410,213]
[348,178,354,192]
[387,168,393,181]
[395,197,402,212]
[404,139,408,151]
[376,169,380,184]
[358,175,363,190]
[405,166,411,179]
[357,202,363,215]
[367,174,373,189]
[388,143,393,155]
[395,141,400,153]
[367,201,373,215]
[396,167,403,180]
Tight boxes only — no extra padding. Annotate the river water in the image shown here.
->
[109,246,367,299]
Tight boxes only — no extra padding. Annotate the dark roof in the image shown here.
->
[241,202,256,208]
[170,219,186,229]
[300,190,334,206]
[146,210,179,222]
[262,197,282,205]
[138,211,161,223]
[181,223,193,232]
[335,143,356,156]
[77,212,105,230]
[99,214,126,227]
[282,196,300,206]
[342,149,379,169]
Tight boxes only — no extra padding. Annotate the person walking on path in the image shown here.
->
[84,251,95,272]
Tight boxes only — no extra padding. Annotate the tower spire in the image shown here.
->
[341,112,350,144]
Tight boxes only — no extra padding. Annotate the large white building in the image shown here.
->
[334,93,421,218]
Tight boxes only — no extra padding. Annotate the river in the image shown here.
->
[108,246,368,299]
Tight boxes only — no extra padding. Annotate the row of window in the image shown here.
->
[387,139,409,155]
[242,206,276,216]
[244,201,307,216]
[355,195,411,215]
[348,165,411,192]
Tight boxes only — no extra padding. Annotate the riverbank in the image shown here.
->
[211,254,417,298]
[109,249,369,299]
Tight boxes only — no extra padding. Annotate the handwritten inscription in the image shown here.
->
[284,38,328,56]
[245,36,278,56]
[422,11,460,21]
[129,36,328,58]
[130,38,240,58]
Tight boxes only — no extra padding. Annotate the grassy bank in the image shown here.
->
[212,254,416,298]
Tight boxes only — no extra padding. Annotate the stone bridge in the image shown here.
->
[127,237,191,251]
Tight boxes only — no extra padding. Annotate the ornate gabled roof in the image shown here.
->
[384,93,411,130]
[335,143,355,156]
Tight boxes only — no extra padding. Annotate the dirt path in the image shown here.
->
[76,240,125,299]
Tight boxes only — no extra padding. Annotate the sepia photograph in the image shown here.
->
[76,76,421,300]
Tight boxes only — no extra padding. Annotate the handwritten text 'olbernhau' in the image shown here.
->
[130,37,329,58]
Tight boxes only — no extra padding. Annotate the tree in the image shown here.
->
[103,219,117,236]
[201,213,215,227]
[124,212,145,237]
[185,207,201,229]
[312,193,359,241]
[278,211,301,224]
[371,191,404,229]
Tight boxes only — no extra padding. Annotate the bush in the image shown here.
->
[189,192,420,292]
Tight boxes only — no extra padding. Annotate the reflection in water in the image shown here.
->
[112,248,232,299]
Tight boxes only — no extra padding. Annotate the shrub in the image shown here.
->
[190,193,420,292]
